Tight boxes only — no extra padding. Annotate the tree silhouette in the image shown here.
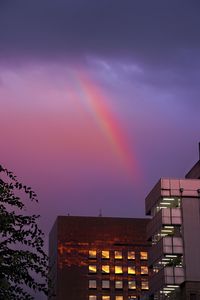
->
[0,165,49,299]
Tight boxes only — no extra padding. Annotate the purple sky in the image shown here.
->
[1,1,200,253]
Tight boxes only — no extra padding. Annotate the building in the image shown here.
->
[145,145,200,300]
[49,216,150,300]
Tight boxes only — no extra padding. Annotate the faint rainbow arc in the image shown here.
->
[72,71,138,178]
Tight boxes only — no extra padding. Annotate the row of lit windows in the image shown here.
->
[89,279,149,290]
[89,294,146,300]
[89,265,148,275]
[89,251,148,260]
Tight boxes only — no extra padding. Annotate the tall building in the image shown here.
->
[49,216,150,300]
[145,145,200,300]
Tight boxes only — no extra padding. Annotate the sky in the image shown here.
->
[0,1,200,249]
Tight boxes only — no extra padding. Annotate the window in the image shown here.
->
[128,297,137,299]
[89,250,97,259]
[115,251,122,259]
[89,265,97,273]
[141,266,148,274]
[190,294,197,300]
[102,250,109,259]
[102,265,110,273]
[115,266,123,274]
[89,280,97,289]
[141,279,149,290]
[128,280,136,289]
[102,280,110,289]
[128,266,135,274]
[102,297,110,300]
[115,296,123,300]
[128,251,135,260]
[140,252,148,260]
[89,296,97,300]
[115,280,123,289]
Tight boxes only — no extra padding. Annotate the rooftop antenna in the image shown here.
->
[98,209,102,217]
[199,142,200,160]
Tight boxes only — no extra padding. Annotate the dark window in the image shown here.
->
[190,294,196,300]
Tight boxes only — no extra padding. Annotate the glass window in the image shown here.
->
[141,266,148,274]
[115,280,123,289]
[102,280,110,289]
[102,250,109,259]
[102,297,110,300]
[89,280,97,289]
[115,296,123,300]
[128,266,135,274]
[89,265,97,273]
[140,252,148,260]
[128,297,137,299]
[89,250,97,259]
[89,296,97,300]
[128,280,136,289]
[102,265,110,273]
[141,279,149,290]
[128,251,135,260]
[115,266,123,274]
[115,251,122,259]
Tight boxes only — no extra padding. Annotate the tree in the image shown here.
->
[0,165,49,299]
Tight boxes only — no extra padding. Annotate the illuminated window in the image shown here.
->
[141,266,148,274]
[128,266,135,274]
[89,296,97,300]
[102,296,110,300]
[141,279,149,290]
[102,251,109,259]
[102,265,110,274]
[102,280,110,289]
[115,280,123,289]
[128,251,135,260]
[115,251,122,259]
[89,265,97,273]
[128,297,137,299]
[128,280,136,289]
[89,280,97,289]
[140,252,148,260]
[115,266,123,274]
[115,296,123,300]
[89,250,97,259]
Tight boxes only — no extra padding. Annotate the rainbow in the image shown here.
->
[70,70,138,178]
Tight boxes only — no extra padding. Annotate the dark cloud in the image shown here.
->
[1,0,200,109]
[0,0,200,65]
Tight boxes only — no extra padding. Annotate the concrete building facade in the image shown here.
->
[49,216,150,300]
[145,145,200,300]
